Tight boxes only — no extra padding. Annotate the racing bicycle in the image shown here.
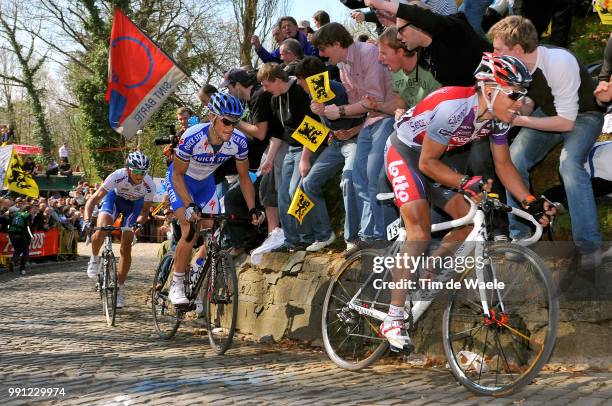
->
[151,214,240,355]
[87,225,134,327]
[321,191,559,396]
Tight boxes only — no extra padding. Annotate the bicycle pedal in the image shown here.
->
[390,343,415,355]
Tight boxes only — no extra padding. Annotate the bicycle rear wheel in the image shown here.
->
[152,253,182,339]
[442,243,559,396]
[204,252,238,355]
[101,252,118,327]
[322,249,389,370]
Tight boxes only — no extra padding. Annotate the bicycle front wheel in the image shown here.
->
[152,253,182,339]
[101,252,118,327]
[322,249,389,370]
[442,243,559,396]
[204,252,238,355]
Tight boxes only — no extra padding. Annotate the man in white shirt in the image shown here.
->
[59,142,69,162]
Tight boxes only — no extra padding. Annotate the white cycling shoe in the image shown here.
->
[86,260,98,279]
[169,281,189,305]
[116,288,125,308]
[380,319,415,353]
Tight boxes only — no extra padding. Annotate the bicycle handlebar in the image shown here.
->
[85,225,139,246]
[378,191,545,244]
[185,213,254,242]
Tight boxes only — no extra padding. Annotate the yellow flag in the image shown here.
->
[5,150,39,198]
[291,115,330,152]
[151,202,165,216]
[287,187,314,224]
[306,71,336,103]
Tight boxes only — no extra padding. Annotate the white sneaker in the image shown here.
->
[169,281,189,305]
[116,288,125,308]
[87,260,98,279]
[380,319,414,353]
[306,232,336,252]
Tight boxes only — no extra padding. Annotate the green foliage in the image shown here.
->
[74,36,124,179]
[567,14,609,66]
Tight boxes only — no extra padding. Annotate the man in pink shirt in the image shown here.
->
[313,22,395,255]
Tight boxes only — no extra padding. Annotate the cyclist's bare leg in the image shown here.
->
[172,207,199,279]
[389,195,472,307]
[90,213,113,257]
[193,218,213,264]
[390,199,431,307]
[117,231,134,285]
[434,194,474,254]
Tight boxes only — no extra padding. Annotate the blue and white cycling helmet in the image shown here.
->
[208,92,243,119]
[126,151,150,171]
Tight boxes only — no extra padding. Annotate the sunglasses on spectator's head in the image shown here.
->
[130,168,147,175]
[220,117,240,127]
[497,87,527,101]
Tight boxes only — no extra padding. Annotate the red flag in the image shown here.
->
[106,7,187,138]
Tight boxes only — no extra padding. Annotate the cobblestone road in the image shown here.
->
[0,243,611,405]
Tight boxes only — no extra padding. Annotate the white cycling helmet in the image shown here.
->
[126,151,150,171]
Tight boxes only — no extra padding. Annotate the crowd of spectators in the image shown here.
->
[0,180,99,234]
[162,0,611,268]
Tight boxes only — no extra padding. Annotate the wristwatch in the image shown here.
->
[339,105,346,118]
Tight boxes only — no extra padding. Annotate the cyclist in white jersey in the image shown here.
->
[167,92,264,305]
[381,54,555,352]
[83,151,155,308]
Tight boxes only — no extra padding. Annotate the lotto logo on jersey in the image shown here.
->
[387,160,410,203]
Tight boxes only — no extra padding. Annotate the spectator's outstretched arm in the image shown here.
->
[237,120,269,141]
[366,0,459,39]
[256,45,282,63]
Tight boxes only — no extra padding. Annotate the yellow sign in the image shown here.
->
[306,71,336,103]
[5,150,38,198]
[291,116,330,152]
[151,202,164,216]
[287,187,314,224]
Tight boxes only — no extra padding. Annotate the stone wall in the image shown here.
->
[233,251,612,366]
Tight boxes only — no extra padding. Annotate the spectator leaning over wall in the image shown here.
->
[313,22,395,256]
[489,16,605,270]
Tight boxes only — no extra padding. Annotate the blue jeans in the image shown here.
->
[459,0,493,36]
[507,110,604,254]
[278,146,315,246]
[302,139,359,242]
[353,117,395,241]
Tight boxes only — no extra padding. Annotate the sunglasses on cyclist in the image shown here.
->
[497,87,527,101]
[130,168,147,175]
[219,117,240,127]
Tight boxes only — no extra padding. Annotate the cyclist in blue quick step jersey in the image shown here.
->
[167,92,264,305]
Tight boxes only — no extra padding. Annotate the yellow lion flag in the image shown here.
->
[306,70,335,103]
[291,116,330,152]
[5,149,39,198]
[287,186,314,224]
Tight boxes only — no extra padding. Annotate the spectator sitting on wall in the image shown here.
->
[59,157,72,176]
[46,159,59,176]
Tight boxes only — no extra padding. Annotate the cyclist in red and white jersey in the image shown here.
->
[381,53,554,352]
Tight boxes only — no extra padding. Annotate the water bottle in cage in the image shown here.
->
[189,257,204,293]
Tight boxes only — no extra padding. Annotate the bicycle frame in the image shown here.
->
[346,194,544,327]
[187,218,226,302]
